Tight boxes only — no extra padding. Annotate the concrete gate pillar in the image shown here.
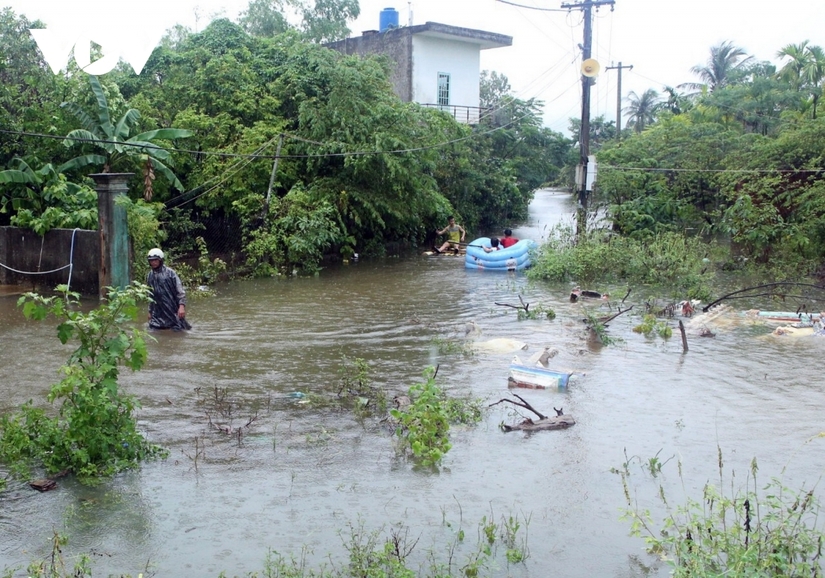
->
[91,173,133,299]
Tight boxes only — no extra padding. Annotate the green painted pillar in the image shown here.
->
[91,173,132,299]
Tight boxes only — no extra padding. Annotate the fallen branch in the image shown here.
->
[703,282,825,312]
[620,287,632,305]
[489,395,575,432]
[598,305,633,325]
[494,294,529,312]
[489,392,546,419]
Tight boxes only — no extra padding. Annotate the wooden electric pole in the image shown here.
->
[561,0,615,235]
[606,62,633,139]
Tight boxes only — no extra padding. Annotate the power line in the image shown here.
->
[0,114,535,163]
[600,164,825,174]
[495,0,571,11]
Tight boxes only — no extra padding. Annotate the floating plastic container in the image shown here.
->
[379,7,399,32]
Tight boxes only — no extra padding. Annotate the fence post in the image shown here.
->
[91,173,133,299]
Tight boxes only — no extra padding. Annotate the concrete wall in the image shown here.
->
[326,22,511,126]
[326,29,413,102]
[412,35,480,108]
[0,227,99,295]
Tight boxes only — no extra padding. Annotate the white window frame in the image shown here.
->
[436,72,450,107]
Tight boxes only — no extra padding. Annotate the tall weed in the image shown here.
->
[528,225,715,299]
[619,446,825,577]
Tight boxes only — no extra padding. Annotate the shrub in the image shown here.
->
[528,225,715,300]
[0,283,166,482]
[619,446,825,577]
[390,368,484,467]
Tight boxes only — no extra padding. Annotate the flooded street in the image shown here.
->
[1,190,824,577]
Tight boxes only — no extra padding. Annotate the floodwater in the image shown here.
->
[1,190,824,577]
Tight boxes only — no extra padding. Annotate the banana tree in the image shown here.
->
[0,158,98,233]
[61,75,193,199]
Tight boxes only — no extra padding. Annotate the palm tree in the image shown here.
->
[777,40,810,90]
[800,45,825,119]
[624,88,661,133]
[661,85,689,115]
[776,42,825,118]
[682,41,752,93]
[60,75,192,200]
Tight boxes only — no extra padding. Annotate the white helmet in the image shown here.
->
[147,248,165,260]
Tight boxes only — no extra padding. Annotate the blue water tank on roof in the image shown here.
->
[379,7,399,32]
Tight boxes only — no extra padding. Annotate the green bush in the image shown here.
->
[528,225,715,300]
[117,195,166,281]
[390,368,484,467]
[620,447,825,577]
[0,283,166,482]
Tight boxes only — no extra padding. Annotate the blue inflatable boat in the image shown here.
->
[464,237,536,271]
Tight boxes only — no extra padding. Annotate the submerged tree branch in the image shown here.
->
[702,283,825,312]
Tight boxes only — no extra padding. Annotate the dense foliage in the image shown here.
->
[0,6,569,274]
[591,40,825,277]
[528,224,715,300]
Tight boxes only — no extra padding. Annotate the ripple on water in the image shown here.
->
[2,192,825,576]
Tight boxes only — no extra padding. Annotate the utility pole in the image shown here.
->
[561,0,615,235]
[606,62,633,139]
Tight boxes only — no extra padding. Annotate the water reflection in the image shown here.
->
[0,190,823,577]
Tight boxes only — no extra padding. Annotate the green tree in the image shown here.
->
[596,115,741,236]
[568,114,616,153]
[237,0,358,43]
[776,41,825,119]
[0,159,97,234]
[0,9,77,182]
[661,85,690,115]
[800,45,825,119]
[299,0,359,43]
[480,69,512,108]
[682,41,753,93]
[700,65,794,135]
[777,40,811,90]
[60,75,193,199]
[624,88,661,133]
[238,0,292,37]
[717,118,825,264]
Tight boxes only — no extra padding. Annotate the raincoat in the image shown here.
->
[147,264,191,330]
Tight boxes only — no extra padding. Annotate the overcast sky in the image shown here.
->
[8,0,825,133]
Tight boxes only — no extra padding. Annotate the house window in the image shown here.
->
[437,72,450,107]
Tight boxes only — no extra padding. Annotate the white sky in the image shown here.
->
[7,0,825,134]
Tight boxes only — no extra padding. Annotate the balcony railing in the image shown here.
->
[420,104,489,125]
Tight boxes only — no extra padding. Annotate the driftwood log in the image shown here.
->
[28,468,69,492]
[29,479,57,492]
[490,394,576,432]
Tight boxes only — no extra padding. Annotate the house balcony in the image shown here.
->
[420,104,489,125]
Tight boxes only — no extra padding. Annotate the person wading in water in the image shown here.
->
[146,248,191,331]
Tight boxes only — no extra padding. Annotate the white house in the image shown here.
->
[326,13,512,124]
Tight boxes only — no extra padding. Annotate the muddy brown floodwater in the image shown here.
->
[1,190,824,577]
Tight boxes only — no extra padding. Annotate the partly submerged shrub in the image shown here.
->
[619,446,825,577]
[391,367,484,467]
[0,284,166,482]
[528,224,715,299]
